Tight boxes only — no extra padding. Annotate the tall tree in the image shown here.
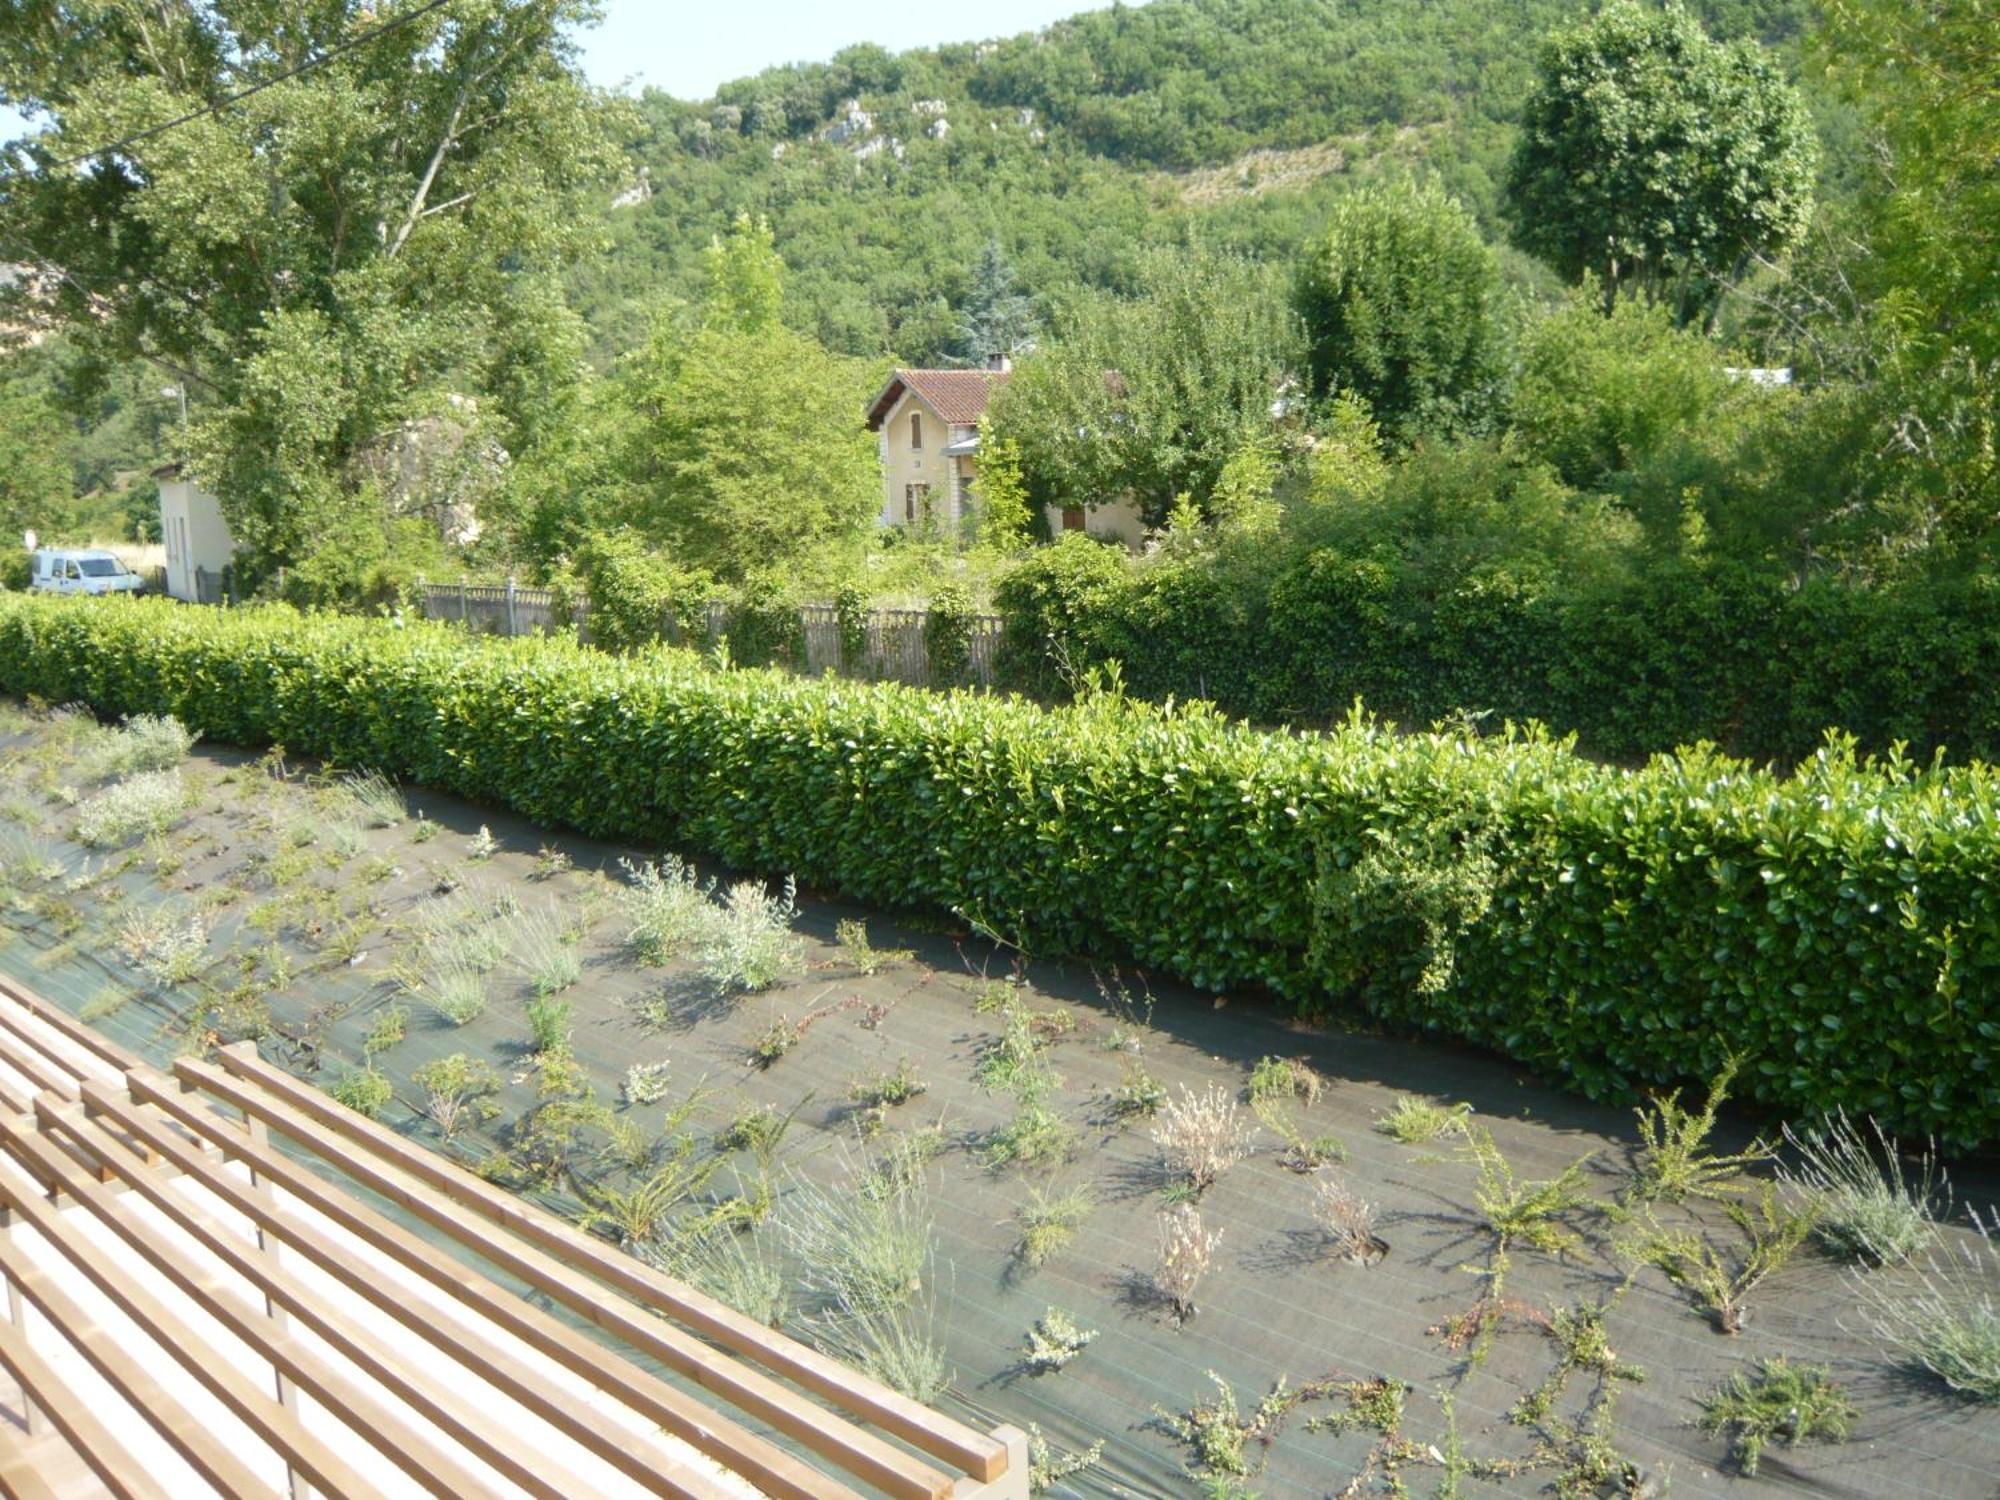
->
[0,0,623,574]
[622,215,877,579]
[951,240,1036,366]
[1506,1,1816,328]
[985,246,1297,526]
[0,377,74,539]
[701,211,785,334]
[1294,178,1504,444]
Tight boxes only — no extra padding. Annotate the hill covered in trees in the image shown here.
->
[576,0,1834,361]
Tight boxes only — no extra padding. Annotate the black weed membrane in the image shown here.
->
[2,715,1997,1498]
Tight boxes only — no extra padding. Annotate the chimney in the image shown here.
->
[986,352,1011,374]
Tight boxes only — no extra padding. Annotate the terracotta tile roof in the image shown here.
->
[866,367,1008,429]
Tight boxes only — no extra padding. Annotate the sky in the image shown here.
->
[577,0,1122,100]
[0,1,1117,143]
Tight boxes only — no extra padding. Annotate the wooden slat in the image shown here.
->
[206,1043,1007,1484]
[0,1448,63,1500]
[90,1072,803,1500]
[0,1110,509,1500]
[182,1051,966,1499]
[0,978,136,1074]
[0,1312,169,1500]
[0,1006,81,1102]
[0,1202,274,1498]
[28,1099,607,1500]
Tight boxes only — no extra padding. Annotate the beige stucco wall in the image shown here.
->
[1044,497,1148,550]
[158,478,236,601]
[877,390,984,539]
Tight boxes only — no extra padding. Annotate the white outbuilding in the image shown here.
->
[154,464,237,602]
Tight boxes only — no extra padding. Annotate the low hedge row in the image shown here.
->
[4,594,1996,1145]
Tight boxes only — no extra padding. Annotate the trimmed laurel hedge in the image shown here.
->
[994,542,2000,767]
[4,594,1996,1145]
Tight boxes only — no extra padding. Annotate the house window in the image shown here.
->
[904,482,930,522]
[1061,506,1086,532]
[909,412,923,451]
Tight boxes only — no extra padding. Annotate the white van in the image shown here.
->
[28,548,146,596]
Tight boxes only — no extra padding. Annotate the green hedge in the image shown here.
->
[995,546,2000,767]
[4,594,1997,1145]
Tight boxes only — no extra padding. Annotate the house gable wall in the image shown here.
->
[877,387,958,533]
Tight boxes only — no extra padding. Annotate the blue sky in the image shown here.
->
[578,0,1120,100]
[1,0,1119,139]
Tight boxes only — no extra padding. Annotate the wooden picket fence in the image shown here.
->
[415,578,1002,688]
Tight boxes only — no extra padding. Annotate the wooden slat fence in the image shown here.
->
[417,581,1002,689]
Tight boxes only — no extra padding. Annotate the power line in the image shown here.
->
[30,0,457,173]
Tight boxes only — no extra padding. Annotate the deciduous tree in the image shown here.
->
[1294,178,1504,443]
[0,0,623,574]
[1506,2,1816,328]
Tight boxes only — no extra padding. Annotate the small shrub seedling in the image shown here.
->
[835,917,912,975]
[1624,1056,1772,1206]
[1154,1204,1221,1324]
[623,1060,673,1105]
[1629,1184,1815,1334]
[76,770,188,847]
[849,1058,927,1110]
[700,876,804,992]
[618,855,717,963]
[1247,1055,1325,1107]
[1312,1177,1386,1265]
[330,1065,394,1119]
[1153,1084,1257,1195]
[1697,1358,1856,1475]
[412,1053,501,1139]
[1021,1307,1097,1374]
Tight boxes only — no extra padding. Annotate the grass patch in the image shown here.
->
[340,769,407,827]
[1781,1110,1944,1265]
[414,951,489,1025]
[651,1225,790,1328]
[1374,1095,1471,1144]
[1858,1208,2000,1403]
[1014,1184,1093,1269]
[512,899,582,996]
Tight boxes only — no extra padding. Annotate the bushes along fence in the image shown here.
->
[415,578,1003,688]
[992,539,2000,767]
[2,593,1995,1146]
